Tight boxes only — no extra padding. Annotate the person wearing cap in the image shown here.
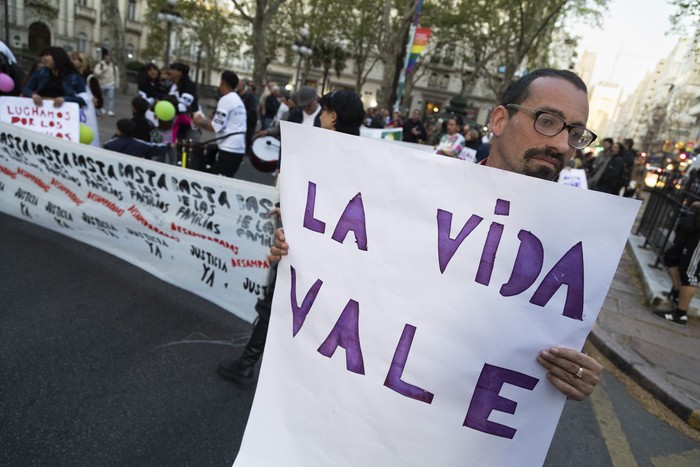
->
[103,118,173,160]
[257,85,321,139]
[93,48,118,116]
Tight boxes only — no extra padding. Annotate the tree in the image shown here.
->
[312,43,349,94]
[142,0,186,64]
[230,0,285,92]
[102,0,129,93]
[177,0,242,85]
[421,0,607,99]
[375,0,421,110]
[670,0,700,32]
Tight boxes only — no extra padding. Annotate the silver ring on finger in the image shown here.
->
[575,367,583,379]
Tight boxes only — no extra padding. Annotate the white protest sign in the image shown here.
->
[0,96,80,142]
[558,167,588,189]
[235,123,640,466]
[0,122,277,322]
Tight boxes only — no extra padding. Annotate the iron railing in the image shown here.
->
[636,171,700,267]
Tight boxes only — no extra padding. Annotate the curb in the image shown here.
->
[589,326,700,430]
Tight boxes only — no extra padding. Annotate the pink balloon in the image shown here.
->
[0,73,13,93]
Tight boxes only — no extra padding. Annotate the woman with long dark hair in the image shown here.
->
[137,63,165,107]
[22,46,86,108]
[167,62,198,142]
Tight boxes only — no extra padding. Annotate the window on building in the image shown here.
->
[439,74,449,89]
[127,0,137,21]
[428,72,438,88]
[77,33,88,53]
[76,0,88,6]
[442,44,455,67]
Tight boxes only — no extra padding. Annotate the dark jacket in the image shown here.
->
[22,67,87,107]
[594,153,625,194]
[131,114,155,142]
[402,118,427,143]
[103,136,171,159]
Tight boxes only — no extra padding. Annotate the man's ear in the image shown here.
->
[490,105,508,137]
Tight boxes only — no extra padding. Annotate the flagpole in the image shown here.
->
[393,0,424,112]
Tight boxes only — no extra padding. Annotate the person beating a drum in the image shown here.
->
[192,70,247,178]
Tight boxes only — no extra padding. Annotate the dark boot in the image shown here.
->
[218,315,269,385]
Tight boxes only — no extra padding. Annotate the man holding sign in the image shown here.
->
[240,69,636,466]
[269,69,602,400]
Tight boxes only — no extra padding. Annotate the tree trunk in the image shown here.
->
[375,0,419,110]
[102,0,128,94]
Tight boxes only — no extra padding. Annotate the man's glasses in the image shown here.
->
[505,104,597,149]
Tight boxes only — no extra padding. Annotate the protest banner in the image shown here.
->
[235,123,640,466]
[360,126,403,141]
[0,122,278,322]
[0,96,80,142]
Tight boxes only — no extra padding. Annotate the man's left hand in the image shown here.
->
[537,346,602,400]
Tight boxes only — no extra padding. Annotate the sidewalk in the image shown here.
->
[590,197,700,430]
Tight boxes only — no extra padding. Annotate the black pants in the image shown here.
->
[216,149,245,178]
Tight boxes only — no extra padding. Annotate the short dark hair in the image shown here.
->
[603,137,613,144]
[500,69,588,109]
[220,70,239,90]
[131,96,149,114]
[319,89,365,136]
[117,119,136,137]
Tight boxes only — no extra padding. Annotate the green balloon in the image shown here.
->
[79,123,94,144]
[155,100,176,122]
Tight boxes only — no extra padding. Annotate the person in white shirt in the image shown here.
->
[93,48,119,116]
[193,70,247,177]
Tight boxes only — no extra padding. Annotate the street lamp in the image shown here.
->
[157,0,184,67]
[291,27,312,92]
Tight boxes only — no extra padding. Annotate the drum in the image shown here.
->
[250,136,281,173]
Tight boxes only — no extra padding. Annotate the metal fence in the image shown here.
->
[635,171,700,268]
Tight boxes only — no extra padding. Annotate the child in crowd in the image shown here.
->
[130,96,156,143]
[103,119,172,161]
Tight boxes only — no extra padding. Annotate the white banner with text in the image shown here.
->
[235,123,640,466]
[0,122,278,322]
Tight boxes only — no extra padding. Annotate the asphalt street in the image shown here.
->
[0,212,255,466]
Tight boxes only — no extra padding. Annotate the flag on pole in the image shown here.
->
[405,27,432,75]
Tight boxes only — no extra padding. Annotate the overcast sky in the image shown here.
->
[570,0,681,98]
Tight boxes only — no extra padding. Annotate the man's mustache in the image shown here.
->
[523,148,565,168]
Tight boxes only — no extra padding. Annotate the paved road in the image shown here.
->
[0,212,255,466]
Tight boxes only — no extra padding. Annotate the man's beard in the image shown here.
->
[522,148,565,180]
